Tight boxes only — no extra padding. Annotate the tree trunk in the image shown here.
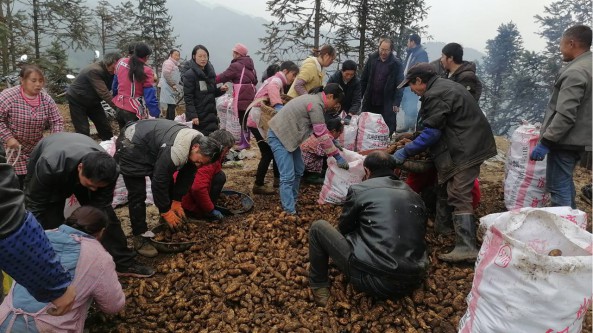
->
[0,0,8,75]
[101,17,106,56]
[7,0,14,70]
[32,0,40,60]
[313,0,320,50]
[357,0,368,69]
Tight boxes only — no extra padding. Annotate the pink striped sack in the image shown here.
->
[504,123,549,209]
[318,149,366,204]
[459,209,592,333]
[355,112,390,152]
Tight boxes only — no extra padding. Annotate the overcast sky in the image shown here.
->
[197,0,558,53]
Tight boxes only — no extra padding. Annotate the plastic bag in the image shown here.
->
[318,149,366,204]
[337,111,359,151]
[504,123,549,210]
[216,94,241,140]
[174,113,193,128]
[459,209,592,333]
[355,112,390,152]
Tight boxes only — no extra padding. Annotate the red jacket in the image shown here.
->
[180,157,222,216]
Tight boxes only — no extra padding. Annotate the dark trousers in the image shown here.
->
[250,127,279,186]
[368,104,396,135]
[308,220,418,299]
[446,164,481,215]
[116,107,139,132]
[123,176,148,236]
[210,171,226,205]
[68,95,113,141]
[165,104,176,120]
[124,163,197,235]
[238,109,248,132]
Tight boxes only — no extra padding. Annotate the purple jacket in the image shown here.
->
[216,56,257,111]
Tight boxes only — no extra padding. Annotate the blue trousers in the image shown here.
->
[268,129,304,214]
[546,150,580,209]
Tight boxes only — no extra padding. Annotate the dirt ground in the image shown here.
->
[55,106,592,332]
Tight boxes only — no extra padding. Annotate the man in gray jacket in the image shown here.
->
[530,25,592,209]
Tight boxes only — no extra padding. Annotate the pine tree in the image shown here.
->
[535,0,592,89]
[39,39,71,101]
[258,0,335,64]
[22,0,93,59]
[94,0,138,56]
[480,22,524,135]
[332,0,427,67]
[135,0,177,73]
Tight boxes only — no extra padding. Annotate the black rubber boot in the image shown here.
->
[438,214,479,262]
[434,195,454,235]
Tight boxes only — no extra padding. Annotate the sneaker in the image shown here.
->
[133,235,158,258]
[117,261,155,278]
[252,184,275,195]
[311,287,330,306]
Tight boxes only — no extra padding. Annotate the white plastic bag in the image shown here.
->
[481,206,589,231]
[504,123,549,210]
[318,149,366,204]
[459,209,592,333]
[216,94,241,140]
[63,195,81,219]
[355,112,390,152]
[337,112,359,151]
[174,113,193,128]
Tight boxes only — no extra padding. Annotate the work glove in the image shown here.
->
[393,148,408,164]
[334,154,349,170]
[210,209,224,221]
[333,139,344,151]
[530,143,549,161]
[170,200,186,220]
[274,104,283,112]
[161,210,182,230]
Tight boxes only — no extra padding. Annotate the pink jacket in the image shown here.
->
[113,57,155,114]
[0,229,124,332]
[247,72,287,128]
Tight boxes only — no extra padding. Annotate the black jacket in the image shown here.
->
[420,77,497,183]
[24,133,116,229]
[66,61,114,106]
[115,119,200,212]
[0,163,25,237]
[339,175,428,287]
[183,61,225,136]
[445,61,483,101]
[360,52,404,115]
[327,70,362,115]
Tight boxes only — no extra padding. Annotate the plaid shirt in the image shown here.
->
[0,86,64,174]
[300,134,326,173]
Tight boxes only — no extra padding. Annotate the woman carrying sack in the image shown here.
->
[268,83,349,215]
[247,61,299,195]
[216,43,258,150]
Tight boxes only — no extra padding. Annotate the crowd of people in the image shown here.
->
[0,23,590,327]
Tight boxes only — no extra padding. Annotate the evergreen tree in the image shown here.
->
[480,22,524,135]
[22,0,93,59]
[39,39,71,101]
[535,0,592,89]
[332,0,427,68]
[135,0,177,73]
[94,0,138,56]
[0,1,32,74]
[258,0,336,64]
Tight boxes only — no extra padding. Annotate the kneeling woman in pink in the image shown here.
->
[0,206,125,333]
